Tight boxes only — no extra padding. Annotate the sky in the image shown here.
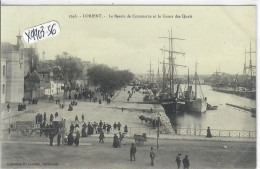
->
[1,6,256,75]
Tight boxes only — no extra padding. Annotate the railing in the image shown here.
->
[175,128,256,138]
[125,127,256,138]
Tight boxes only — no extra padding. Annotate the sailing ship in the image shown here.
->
[158,29,207,114]
[184,63,207,113]
[158,29,186,115]
[211,43,256,100]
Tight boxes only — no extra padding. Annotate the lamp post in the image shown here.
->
[157,116,160,149]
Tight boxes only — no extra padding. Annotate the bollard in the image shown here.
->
[219,131,221,137]
[229,131,230,137]
[249,131,251,138]
[239,132,240,138]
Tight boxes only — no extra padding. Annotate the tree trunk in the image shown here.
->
[63,83,66,106]
[69,90,71,99]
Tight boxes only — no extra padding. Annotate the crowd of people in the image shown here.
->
[63,115,129,147]
[176,153,190,169]
[72,87,113,104]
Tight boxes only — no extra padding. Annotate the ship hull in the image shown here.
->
[185,99,207,113]
[212,87,256,100]
[161,101,185,115]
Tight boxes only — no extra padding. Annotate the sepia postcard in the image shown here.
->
[0,5,256,169]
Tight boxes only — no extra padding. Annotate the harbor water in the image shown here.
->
[173,85,256,131]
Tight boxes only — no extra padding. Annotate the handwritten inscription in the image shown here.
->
[23,21,60,43]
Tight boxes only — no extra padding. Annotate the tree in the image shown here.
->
[55,52,83,99]
[87,64,134,100]
[26,48,39,73]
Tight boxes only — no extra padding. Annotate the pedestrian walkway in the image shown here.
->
[88,132,256,143]
[2,140,92,146]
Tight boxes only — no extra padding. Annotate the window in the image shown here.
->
[3,65,5,76]
[2,84,5,94]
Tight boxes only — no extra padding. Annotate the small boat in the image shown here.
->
[206,103,218,110]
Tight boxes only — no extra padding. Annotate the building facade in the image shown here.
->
[1,33,24,103]
[1,55,6,103]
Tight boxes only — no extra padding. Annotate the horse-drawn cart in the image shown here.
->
[134,133,147,145]
[10,121,39,136]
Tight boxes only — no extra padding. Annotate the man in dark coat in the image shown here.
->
[150,147,156,166]
[39,114,43,123]
[183,155,190,169]
[107,124,111,133]
[87,122,92,135]
[113,134,119,148]
[113,122,117,130]
[50,114,54,122]
[99,131,105,143]
[130,143,137,161]
[57,131,61,146]
[7,103,10,112]
[118,132,123,148]
[18,103,21,111]
[40,122,44,137]
[68,105,73,111]
[81,127,87,137]
[206,127,212,138]
[75,115,78,122]
[82,114,84,122]
[74,131,80,146]
[124,125,128,133]
[99,120,103,128]
[82,122,87,129]
[118,122,121,131]
[44,112,46,122]
[49,132,54,146]
[176,153,182,169]
[68,131,74,145]
[70,123,75,132]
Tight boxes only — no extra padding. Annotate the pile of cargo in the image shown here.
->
[139,111,174,134]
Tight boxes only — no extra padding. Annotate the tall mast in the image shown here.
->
[171,28,174,95]
[188,68,190,88]
[243,49,247,76]
[159,29,185,95]
[246,42,256,90]
[157,56,160,84]
[168,31,172,94]
[195,61,198,100]
[150,58,152,83]
[249,42,252,89]
[152,69,154,83]
[162,46,166,92]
